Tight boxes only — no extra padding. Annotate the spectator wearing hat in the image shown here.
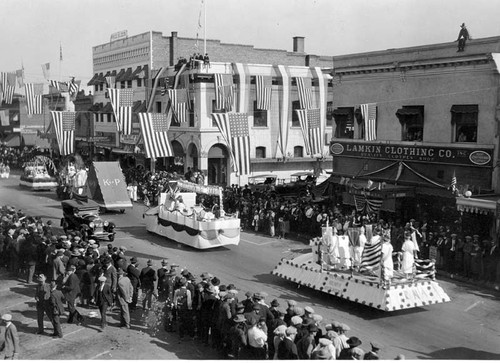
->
[140,259,157,310]
[339,336,362,359]
[126,257,141,310]
[173,276,193,342]
[311,338,334,360]
[49,281,65,338]
[52,249,66,284]
[117,268,133,329]
[0,313,19,359]
[284,300,297,326]
[227,314,248,359]
[62,265,84,325]
[365,341,382,360]
[80,257,96,308]
[247,316,267,359]
[34,274,52,334]
[271,324,287,359]
[296,323,318,359]
[483,239,500,283]
[95,276,113,330]
[157,259,169,302]
[252,292,274,324]
[199,284,217,344]
[277,326,299,359]
[332,323,350,358]
[242,291,254,313]
[269,299,280,319]
[101,255,117,297]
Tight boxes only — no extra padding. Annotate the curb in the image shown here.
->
[435,270,500,293]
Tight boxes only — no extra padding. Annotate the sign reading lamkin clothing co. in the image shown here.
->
[329,141,493,167]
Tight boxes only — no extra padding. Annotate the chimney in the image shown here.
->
[170,31,178,66]
[293,36,305,53]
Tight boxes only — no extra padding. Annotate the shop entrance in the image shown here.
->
[207,144,229,186]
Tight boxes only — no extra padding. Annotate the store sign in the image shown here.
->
[110,30,128,42]
[329,141,493,167]
[120,134,140,145]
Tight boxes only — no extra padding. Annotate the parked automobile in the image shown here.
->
[60,199,116,241]
[247,174,278,195]
[273,171,316,198]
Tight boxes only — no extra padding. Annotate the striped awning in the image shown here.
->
[456,195,499,215]
[396,108,421,116]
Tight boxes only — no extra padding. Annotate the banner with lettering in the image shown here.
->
[86,161,133,209]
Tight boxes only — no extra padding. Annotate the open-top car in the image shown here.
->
[247,174,278,195]
[273,171,317,198]
[60,199,116,241]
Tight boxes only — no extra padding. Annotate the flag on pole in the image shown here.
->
[138,112,173,159]
[296,108,322,156]
[296,77,314,109]
[66,77,80,99]
[212,112,251,175]
[108,88,133,135]
[451,170,457,194]
[60,43,63,62]
[25,83,44,115]
[360,103,377,141]
[214,74,234,110]
[41,63,50,80]
[16,68,24,88]
[256,75,272,110]
[49,80,62,91]
[1,73,15,104]
[51,111,75,155]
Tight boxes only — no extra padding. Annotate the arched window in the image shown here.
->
[294,146,303,158]
[255,146,266,159]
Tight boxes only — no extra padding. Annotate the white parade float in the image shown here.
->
[144,180,240,249]
[19,156,58,191]
[272,224,451,311]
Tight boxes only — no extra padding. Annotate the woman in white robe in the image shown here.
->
[380,235,394,287]
[401,231,416,278]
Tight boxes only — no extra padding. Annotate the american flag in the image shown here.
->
[138,112,173,159]
[25,83,44,115]
[256,75,271,110]
[212,112,250,176]
[360,103,377,141]
[66,78,80,99]
[451,170,457,194]
[296,108,322,156]
[1,73,15,104]
[105,76,115,88]
[296,77,314,109]
[359,237,382,274]
[51,111,75,155]
[49,80,62,91]
[108,88,133,135]
[167,89,189,123]
[214,74,234,110]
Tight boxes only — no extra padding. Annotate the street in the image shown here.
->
[1,173,499,360]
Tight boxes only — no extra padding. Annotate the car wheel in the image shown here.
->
[119,209,125,214]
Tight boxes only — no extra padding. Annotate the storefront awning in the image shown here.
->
[131,66,143,79]
[115,69,126,82]
[120,68,134,82]
[101,102,114,113]
[87,73,99,86]
[456,195,499,214]
[2,133,20,147]
[450,105,478,114]
[332,108,351,116]
[22,134,51,149]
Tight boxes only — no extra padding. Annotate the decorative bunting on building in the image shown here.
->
[274,65,291,159]
[212,112,251,176]
[108,88,133,135]
[214,74,234,111]
[353,194,384,214]
[256,75,272,110]
[311,67,327,155]
[51,111,75,155]
[25,83,44,115]
[138,112,173,159]
[296,108,322,156]
[360,103,377,141]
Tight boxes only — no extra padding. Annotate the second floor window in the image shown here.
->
[255,147,266,158]
[291,100,301,127]
[294,146,304,158]
[333,107,354,139]
[451,105,478,142]
[253,101,267,127]
[396,106,424,141]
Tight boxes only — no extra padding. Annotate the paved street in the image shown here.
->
[1,173,499,360]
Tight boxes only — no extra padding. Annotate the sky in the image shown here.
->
[1,0,500,87]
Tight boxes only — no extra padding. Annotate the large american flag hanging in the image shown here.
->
[51,111,75,155]
[105,76,116,88]
[214,74,234,111]
[108,88,133,135]
[296,108,322,156]
[256,75,271,110]
[212,112,251,176]
[25,83,44,115]
[360,103,377,141]
[138,112,173,159]
[359,236,382,274]
[1,73,16,104]
[296,77,314,109]
[167,89,190,123]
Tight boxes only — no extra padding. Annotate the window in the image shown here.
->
[137,78,142,87]
[120,81,126,89]
[294,146,304,158]
[189,100,195,127]
[326,101,334,127]
[127,80,132,88]
[156,102,162,113]
[396,106,424,141]
[291,100,301,127]
[255,147,266,158]
[211,100,224,127]
[451,105,478,142]
[253,101,267,127]
[99,84,104,92]
[333,107,354,139]
[94,85,99,93]
[107,114,112,123]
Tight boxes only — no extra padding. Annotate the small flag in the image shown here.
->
[360,103,377,141]
[108,88,133,135]
[138,112,173,159]
[25,83,44,115]
[256,75,271,110]
[66,77,80,99]
[1,73,15,104]
[451,171,457,194]
[51,111,75,155]
[41,63,50,80]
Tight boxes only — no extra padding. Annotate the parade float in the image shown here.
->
[272,224,451,311]
[144,180,240,249]
[19,156,58,190]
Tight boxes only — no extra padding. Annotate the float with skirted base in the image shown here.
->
[144,180,240,249]
[272,224,450,311]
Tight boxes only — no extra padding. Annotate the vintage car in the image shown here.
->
[247,174,278,195]
[60,199,116,241]
[272,171,317,198]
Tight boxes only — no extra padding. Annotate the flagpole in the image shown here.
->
[203,0,207,55]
